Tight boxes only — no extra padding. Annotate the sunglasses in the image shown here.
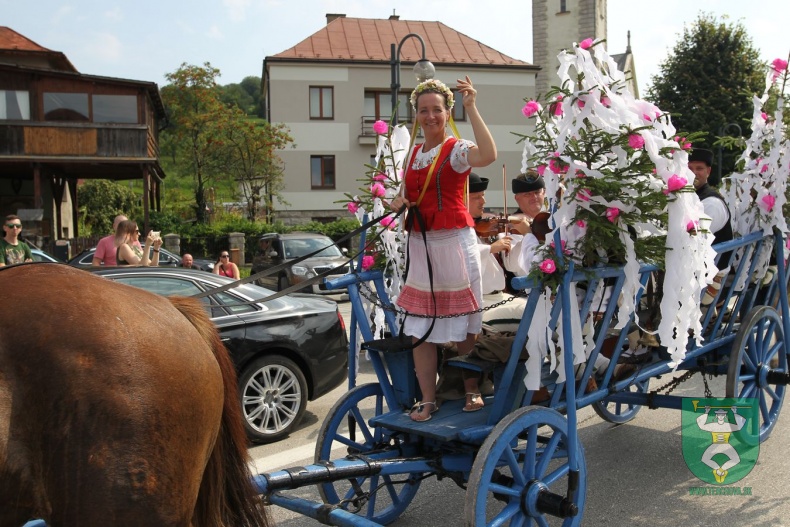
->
[220,254,229,258]
[5,224,22,229]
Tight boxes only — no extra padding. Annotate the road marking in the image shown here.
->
[249,436,350,474]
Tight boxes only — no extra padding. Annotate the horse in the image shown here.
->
[0,264,268,527]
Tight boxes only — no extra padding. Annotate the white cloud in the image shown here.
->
[207,25,224,41]
[84,32,123,62]
[224,0,251,22]
[103,7,123,22]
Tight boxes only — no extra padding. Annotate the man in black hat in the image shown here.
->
[688,148,733,260]
[688,147,733,306]
[467,172,512,295]
[502,171,547,278]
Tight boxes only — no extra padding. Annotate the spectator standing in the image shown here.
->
[213,251,240,279]
[93,214,128,266]
[0,215,33,266]
[115,220,161,266]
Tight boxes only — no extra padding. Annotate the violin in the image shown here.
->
[474,216,509,237]
[530,212,552,242]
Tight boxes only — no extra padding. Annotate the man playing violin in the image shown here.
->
[502,171,548,281]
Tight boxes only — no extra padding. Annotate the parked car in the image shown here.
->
[70,247,214,271]
[30,248,62,263]
[251,232,349,294]
[90,266,348,443]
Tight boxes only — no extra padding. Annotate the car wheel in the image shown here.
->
[278,274,290,292]
[239,355,308,443]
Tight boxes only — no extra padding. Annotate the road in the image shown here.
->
[249,297,790,526]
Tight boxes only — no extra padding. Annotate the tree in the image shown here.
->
[240,76,264,118]
[221,114,293,221]
[646,13,765,183]
[77,179,138,235]
[218,83,256,115]
[161,63,234,223]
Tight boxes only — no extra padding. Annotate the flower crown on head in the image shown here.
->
[410,79,454,110]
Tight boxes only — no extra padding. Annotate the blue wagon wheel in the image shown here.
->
[314,383,421,525]
[591,378,650,424]
[465,406,586,527]
[726,305,787,442]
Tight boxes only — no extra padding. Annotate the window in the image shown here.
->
[311,155,335,189]
[560,0,568,12]
[43,92,90,121]
[309,86,333,119]
[0,90,30,120]
[93,94,138,123]
[452,90,467,122]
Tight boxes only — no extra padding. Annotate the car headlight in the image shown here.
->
[292,265,308,276]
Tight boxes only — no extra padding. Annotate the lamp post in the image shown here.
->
[716,122,742,185]
[390,33,435,126]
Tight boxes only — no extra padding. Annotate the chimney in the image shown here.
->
[389,9,399,20]
[326,13,346,24]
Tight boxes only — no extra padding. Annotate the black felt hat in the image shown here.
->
[469,172,489,193]
[689,148,714,166]
[512,172,546,193]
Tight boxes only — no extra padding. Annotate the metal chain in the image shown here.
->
[358,281,523,319]
[702,373,714,399]
[653,370,696,396]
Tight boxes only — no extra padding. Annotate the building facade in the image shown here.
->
[262,14,539,224]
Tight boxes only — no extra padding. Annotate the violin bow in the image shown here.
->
[502,164,508,235]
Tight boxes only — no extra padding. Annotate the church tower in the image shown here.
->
[532,0,607,97]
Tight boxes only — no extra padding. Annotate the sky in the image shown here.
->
[3,0,789,97]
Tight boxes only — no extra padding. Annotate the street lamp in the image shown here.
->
[391,33,435,126]
[716,123,743,185]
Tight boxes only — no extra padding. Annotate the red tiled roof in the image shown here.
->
[0,26,51,52]
[272,17,531,67]
[0,26,78,72]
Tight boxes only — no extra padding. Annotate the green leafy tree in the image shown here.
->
[240,76,263,117]
[218,83,256,115]
[161,63,235,223]
[220,114,293,221]
[77,179,138,235]
[646,13,765,184]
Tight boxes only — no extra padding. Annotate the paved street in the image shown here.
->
[249,297,790,526]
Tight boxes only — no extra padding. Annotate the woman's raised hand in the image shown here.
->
[456,76,477,109]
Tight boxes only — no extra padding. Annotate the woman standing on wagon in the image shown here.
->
[389,76,497,421]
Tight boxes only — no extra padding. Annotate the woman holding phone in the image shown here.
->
[115,220,161,266]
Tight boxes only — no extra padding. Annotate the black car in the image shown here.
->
[70,247,214,271]
[90,267,349,443]
[251,232,349,294]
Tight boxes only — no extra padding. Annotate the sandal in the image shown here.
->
[463,393,485,412]
[409,401,438,422]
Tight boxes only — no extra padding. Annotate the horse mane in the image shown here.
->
[168,296,269,527]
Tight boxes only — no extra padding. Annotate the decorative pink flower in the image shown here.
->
[600,95,611,107]
[761,194,776,212]
[536,164,547,176]
[605,207,620,223]
[578,189,591,202]
[549,156,568,174]
[642,113,652,121]
[577,98,586,109]
[761,164,769,174]
[683,141,692,150]
[370,182,386,198]
[579,38,594,50]
[552,95,564,116]
[772,58,788,72]
[549,240,570,255]
[539,258,557,274]
[373,173,387,181]
[687,220,699,232]
[347,201,360,214]
[761,112,769,121]
[522,100,541,117]
[576,220,586,228]
[628,134,645,149]
[380,216,394,228]
[361,255,375,270]
[373,120,388,135]
[667,174,688,192]
[575,170,586,178]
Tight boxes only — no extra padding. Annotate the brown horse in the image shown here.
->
[0,264,268,527]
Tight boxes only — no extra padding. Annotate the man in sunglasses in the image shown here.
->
[0,215,33,267]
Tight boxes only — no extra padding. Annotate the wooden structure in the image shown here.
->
[0,26,166,242]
